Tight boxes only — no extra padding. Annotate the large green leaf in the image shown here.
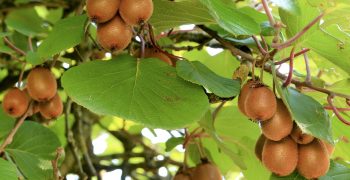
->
[0,159,18,180]
[280,87,333,143]
[38,15,86,58]
[0,105,15,140]
[150,0,214,33]
[305,25,350,73]
[200,0,260,35]
[5,8,46,36]
[5,122,61,180]
[62,55,209,129]
[176,60,240,98]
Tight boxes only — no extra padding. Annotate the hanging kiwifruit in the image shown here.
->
[243,83,277,121]
[39,93,63,119]
[261,99,293,141]
[97,16,133,51]
[238,79,253,116]
[290,123,314,144]
[297,139,330,179]
[119,0,154,26]
[192,162,221,180]
[321,140,335,156]
[2,87,30,118]
[27,67,57,102]
[262,136,298,176]
[173,168,195,180]
[86,0,120,23]
[135,48,173,66]
[255,134,266,162]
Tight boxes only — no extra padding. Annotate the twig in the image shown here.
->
[50,54,60,69]
[274,48,310,65]
[198,25,255,61]
[64,99,86,178]
[252,36,267,55]
[3,37,26,56]
[303,48,312,84]
[261,0,275,26]
[0,101,34,153]
[212,101,226,122]
[260,35,269,51]
[28,36,34,52]
[283,47,295,87]
[52,147,64,180]
[272,13,324,50]
[327,95,350,125]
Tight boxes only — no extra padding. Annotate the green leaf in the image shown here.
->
[5,8,46,36]
[62,55,209,129]
[304,25,350,73]
[320,161,350,179]
[150,0,214,33]
[328,78,350,94]
[280,87,333,143]
[0,159,18,180]
[270,171,306,180]
[200,0,260,35]
[38,15,86,58]
[5,121,61,180]
[26,51,43,66]
[176,60,240,98]
[165,137,184,152]
[271,0,300,15]
[0,105,15,140]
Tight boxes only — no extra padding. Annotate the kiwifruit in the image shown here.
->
[97,16,133,51]
[86,0,120,23]
[321,140,335,156]
[297,139,330,179]
[27,67,57,102]
[255,134,266,162]
[2,87,30,118]
[119,0,154,26]
[192,162,221,180]
[290,123,314,144]
[244,83,277,121]
[135,48,173,66]
[261,99,293,141]
[262,136,298,176]
[39,93,63,119]
[237,79,253,116]
[173,168,194,180]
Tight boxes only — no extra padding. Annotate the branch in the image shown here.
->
[272,13,324,50]
[282,47,295,87]
[0,101,34,153]
[327,95,350,125]
[324,106,350,112]
[252,35,268,55]
[52,147,64,180]
[274,48,310,65]
[198,25,255,61]
[3,37,26,56]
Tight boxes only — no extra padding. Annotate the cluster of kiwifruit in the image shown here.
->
[86,0,154,51]
[238,79,334,179]
[2,67,63,120]
[173,159,222,180]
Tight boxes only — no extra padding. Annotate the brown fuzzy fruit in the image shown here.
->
[244,83,277,121]
[297,139,330,179]
[119,0,154,26]
[290,123,314,144]
[238,80,253,116]
[261,99,293,141]
[86,0,120,23]
[2,87,30,117]
[262,136,298,176]
[173,168,194,180]
[136,48,173,66]
[27,67,57,102]
[255,134,266,162]
[39,94,63,119]
[321,140,335,156]
[97,16,132,51]
[192,162,221,180]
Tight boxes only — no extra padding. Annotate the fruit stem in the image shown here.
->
[274,48,310,65]
[252,35,267,55]
[327,94,350,125]
[324,106,350,112]
[0,101,34,154]
[212,101,226,123]
[3,36,26,56]
[282,47,295,87]
[272,13,324,50]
